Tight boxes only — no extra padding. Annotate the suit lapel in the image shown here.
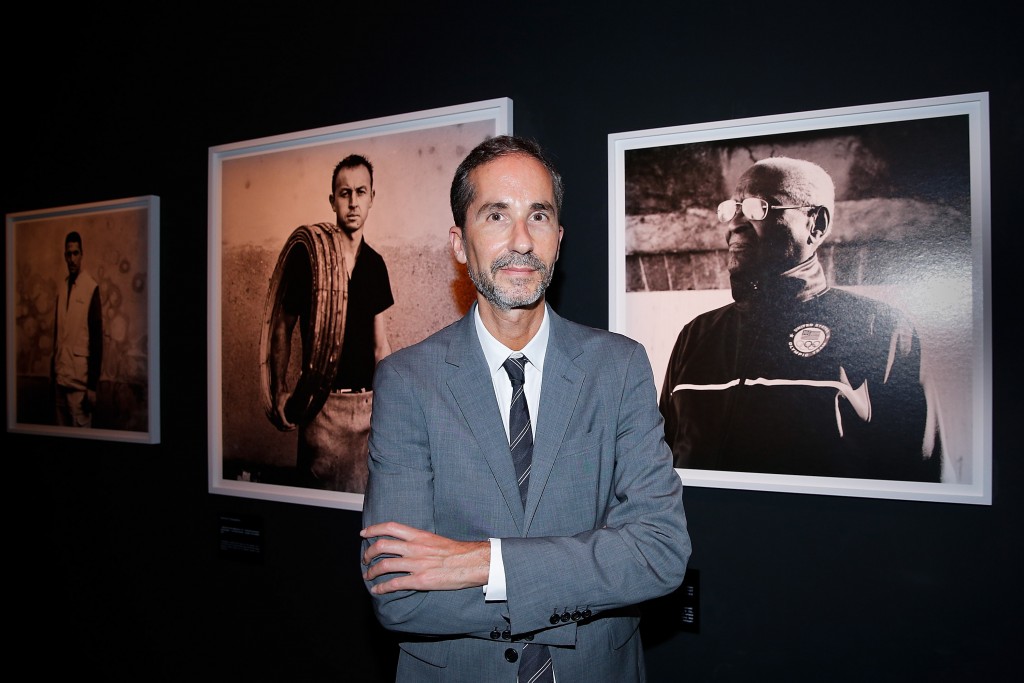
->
[526,309,585,529]
[444,310,528,530]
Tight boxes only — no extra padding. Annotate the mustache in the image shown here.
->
[491,252,547,274]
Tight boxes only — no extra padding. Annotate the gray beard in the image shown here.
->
[467,252,554,311]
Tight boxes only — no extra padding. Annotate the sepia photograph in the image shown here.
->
[208,98,512,510]
[609,93,990,504]
[6,195,161,443]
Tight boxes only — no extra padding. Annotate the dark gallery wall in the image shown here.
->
[4,3,1021,681]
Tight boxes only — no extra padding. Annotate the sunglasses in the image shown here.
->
[717,197,818,222]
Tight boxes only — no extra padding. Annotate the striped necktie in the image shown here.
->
[502,355,554,683]
[502,355,534,506]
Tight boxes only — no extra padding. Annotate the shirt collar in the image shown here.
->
[474,303,550,376]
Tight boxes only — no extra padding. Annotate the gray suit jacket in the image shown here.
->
[362,304,691,682]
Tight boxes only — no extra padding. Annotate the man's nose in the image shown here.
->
[509,217,534,253]
[730,207,751,227]
[729,208,756,231]
[726,215,754,243]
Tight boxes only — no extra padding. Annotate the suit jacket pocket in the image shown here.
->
[552,430,609,474]
[576,611,641,653]
[540,431,612,533]
[398,637,451,668]
[608,613,641,650]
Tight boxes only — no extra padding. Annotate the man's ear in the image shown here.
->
[449,225,467,264]
[810,206,831,240]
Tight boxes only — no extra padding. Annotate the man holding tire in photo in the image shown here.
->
[269,154,394,491]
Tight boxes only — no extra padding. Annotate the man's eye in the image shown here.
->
[530,212,549,222]
[487,212,503,221]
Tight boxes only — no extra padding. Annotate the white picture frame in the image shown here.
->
[6,195,161,443]
[609,93,991,504]
[208,98,512,510]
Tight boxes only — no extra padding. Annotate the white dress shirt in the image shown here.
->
[473,304,550,602]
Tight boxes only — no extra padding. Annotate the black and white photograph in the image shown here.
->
[609,93,990,504]
[208,98,512,510]
[6,195,161,443]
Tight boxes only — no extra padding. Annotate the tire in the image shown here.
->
[259,223,348,429]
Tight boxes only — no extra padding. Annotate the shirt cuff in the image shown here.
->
[483,538,507,602]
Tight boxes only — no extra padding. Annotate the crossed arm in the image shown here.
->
[361,522,489,594]
[360,340,690,638]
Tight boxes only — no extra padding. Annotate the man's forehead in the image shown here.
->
[739,161,834,204]
[472,155,553,198]
[335,166,371,186]
[737,165,793,197]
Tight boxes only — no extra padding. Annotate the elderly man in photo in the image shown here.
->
[659,156,943,482]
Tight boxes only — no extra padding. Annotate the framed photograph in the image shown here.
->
[609,93,990,505]
[208,98,512,510]
[6,195,161,443]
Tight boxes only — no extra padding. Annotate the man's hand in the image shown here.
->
[360,521,489,595]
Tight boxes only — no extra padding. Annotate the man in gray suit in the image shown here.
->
[361,135,691,682]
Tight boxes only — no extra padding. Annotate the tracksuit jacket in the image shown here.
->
[659,256,942,482]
